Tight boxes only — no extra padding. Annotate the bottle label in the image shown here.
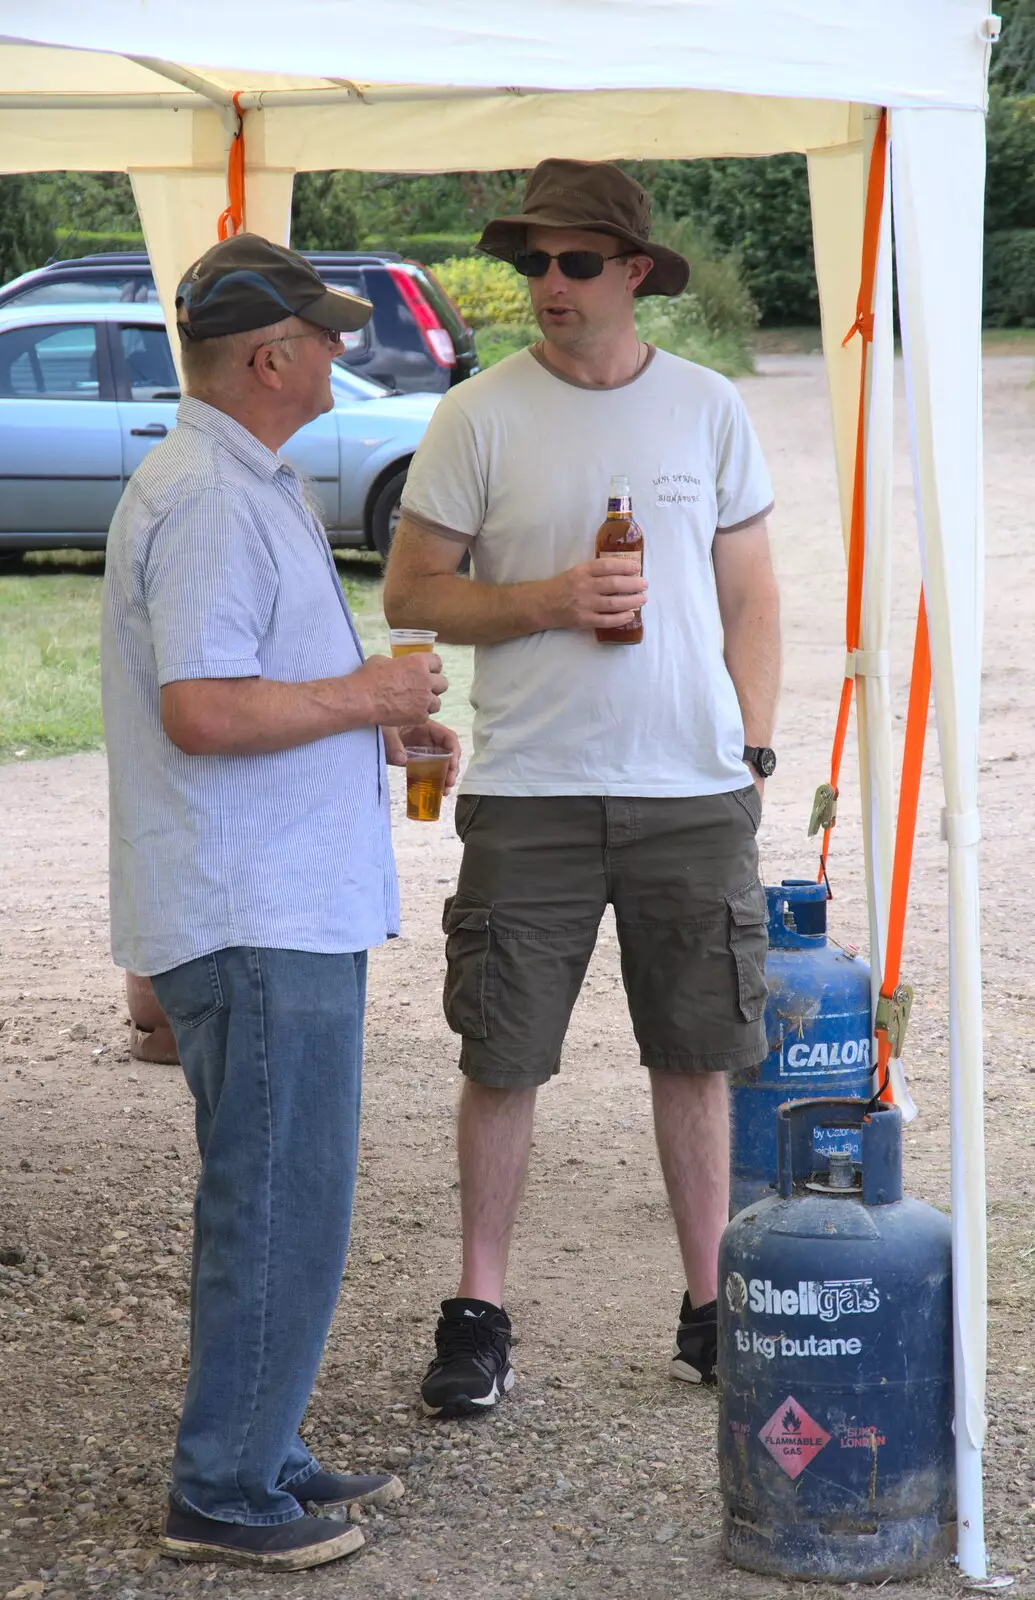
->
[607,497,632,516]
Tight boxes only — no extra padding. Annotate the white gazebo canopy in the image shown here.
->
[0,0,997,1577]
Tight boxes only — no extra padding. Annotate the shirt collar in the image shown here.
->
[175,395,290,482]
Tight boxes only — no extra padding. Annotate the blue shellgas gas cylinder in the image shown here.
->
[718,1098,954,1582]
[730,879,873,1215]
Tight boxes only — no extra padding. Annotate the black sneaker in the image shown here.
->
[420,1297,514,1418]
[293,1468,404,1515]
[159,1502,364,1570]
[670,1292,718,1386]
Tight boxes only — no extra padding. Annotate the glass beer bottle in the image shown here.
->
[594,473,644,644]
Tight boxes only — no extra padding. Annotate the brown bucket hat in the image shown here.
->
[478,158,689,298]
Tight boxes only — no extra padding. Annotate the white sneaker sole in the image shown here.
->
[421,1365,516,1418]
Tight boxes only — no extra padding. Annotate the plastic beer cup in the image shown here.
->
[390,629,438,657]
[404,747,450,822]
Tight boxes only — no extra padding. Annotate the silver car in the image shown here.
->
[0,301,442,555]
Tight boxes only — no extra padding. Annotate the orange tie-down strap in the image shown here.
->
[815,108,889,893]
[217,91,247,241]
[872,592,931,1101]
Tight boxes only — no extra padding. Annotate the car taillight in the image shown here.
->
[387,265,456,368]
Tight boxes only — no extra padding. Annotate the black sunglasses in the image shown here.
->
[511,247,637,280]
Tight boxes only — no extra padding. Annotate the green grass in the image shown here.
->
[0,553,106,763]
[0,549,474,764]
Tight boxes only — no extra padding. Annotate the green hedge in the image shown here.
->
[984,229,1035,327]
[363,232,480,264]
[54,227,145,256]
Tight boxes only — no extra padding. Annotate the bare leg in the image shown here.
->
[649,1070,730,1306]
[455,1081,538,1307]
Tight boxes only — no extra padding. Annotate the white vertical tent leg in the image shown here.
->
[861,142,915,1116]
[242,167,296,245]
[131,164,295,381]
[130,167,231,377]
[808,121,895,1078]
[892,106,988,1580]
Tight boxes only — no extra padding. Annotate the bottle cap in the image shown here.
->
[608,474,631,495]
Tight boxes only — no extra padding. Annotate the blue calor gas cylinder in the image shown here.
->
[718,1098,954,1582]
[729,879,873,1214]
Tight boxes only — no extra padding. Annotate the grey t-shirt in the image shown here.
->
[401,345,774,797]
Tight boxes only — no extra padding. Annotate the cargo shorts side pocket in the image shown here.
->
[442,895,494,1039]
[726,879,769,1022]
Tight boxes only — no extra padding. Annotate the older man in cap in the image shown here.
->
[101,235,457,1570]
[385,160,780,1416]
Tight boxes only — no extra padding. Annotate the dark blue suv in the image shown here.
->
[0,249,478,395]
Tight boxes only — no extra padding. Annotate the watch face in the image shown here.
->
[758,747,777,777]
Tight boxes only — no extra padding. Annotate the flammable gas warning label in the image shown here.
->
[758,1395,830,1479]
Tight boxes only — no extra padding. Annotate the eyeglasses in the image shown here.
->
[511,248,638,281]
[247,327,342,367]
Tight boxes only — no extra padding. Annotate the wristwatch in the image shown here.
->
[743,745,777,778]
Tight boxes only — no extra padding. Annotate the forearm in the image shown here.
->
[384,567,557,645]
[723,584,781,745]
[161,673,377,756]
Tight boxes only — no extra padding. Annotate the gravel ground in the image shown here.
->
[1,353,1033,1599]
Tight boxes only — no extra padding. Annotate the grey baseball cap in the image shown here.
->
[176,233,372,340]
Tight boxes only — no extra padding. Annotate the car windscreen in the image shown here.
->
[7,273,159,306]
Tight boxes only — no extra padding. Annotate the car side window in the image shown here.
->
[0,324,100,400]
[118,325,180,401]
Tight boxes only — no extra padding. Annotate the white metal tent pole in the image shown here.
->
[891,106,988,1579]
[807,118,895,1096]
[859,136,908,1111]
[130,169,230,377]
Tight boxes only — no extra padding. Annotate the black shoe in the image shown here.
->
[293,1468,404,1515]
[159,1502,364,1570]
[670,1292,718,1386]
[420,1297,515,1418]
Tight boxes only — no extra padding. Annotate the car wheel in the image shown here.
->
[371,468,408,560]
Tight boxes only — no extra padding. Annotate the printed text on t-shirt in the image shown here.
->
[655,470,701,507]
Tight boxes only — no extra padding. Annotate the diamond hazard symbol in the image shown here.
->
[759,1394,831,1479]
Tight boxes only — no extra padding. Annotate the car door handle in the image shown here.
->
[130,423,168,438]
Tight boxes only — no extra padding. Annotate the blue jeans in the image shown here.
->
[150,946,367,1525]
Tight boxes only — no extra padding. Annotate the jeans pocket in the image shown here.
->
[442,896,493,1039]
[726,880,769,1022]
[151,953,225,1030]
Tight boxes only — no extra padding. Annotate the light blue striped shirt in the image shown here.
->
[101,396,399,975]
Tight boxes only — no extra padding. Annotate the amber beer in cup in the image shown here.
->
[595,473,644,644]
[390,628,438,657]
[404,747,450,822]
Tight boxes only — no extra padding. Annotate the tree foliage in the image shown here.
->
[634,156,817,327]
[0,175,55,284]
[291,173,361,250]
[991,0,1035,94]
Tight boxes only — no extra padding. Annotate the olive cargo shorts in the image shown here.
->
[442,791,769,1087]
